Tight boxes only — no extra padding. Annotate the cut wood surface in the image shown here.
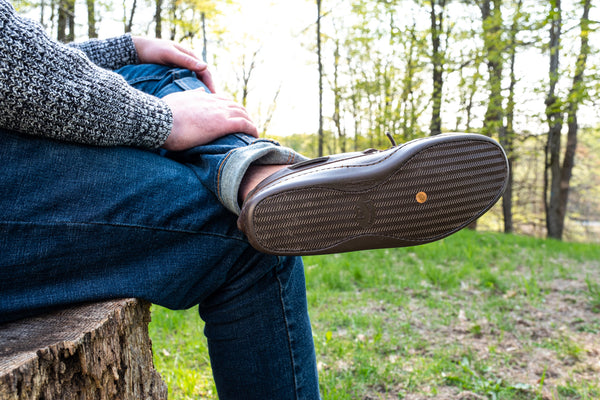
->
[0,298,167,400]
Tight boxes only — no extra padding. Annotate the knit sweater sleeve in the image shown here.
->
[0,0,172,148]
[68,35,139,71]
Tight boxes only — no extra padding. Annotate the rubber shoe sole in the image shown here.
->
[238,133,509,255]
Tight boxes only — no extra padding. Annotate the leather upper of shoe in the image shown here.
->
[243,135,423,205]
[241,132,497,206]
[244,149,377,200]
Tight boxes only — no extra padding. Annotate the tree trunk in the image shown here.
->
[480,0,504,137]
[154,0,163,38]
[68,3,75,41]
[469,0,504,231]
[57,1,66,41]
[548,0,591,240]
[124,0,137,33]
[169,0,177,40]
[332,39,346,152]
[201,12,207,62]
[260,86,281,137]
[87,0,97,38]
[57,0,74,42]
[500,0,523,234]
[239,49,258,108]
[0,299,167,400]
[544,0,563,239]
[400,23,418,140]
[316,0,324,156]
[40,0,46,26]
[429,0,446,136]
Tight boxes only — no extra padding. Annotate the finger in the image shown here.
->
[197,69,216,93]
[227,103,252,119]
[179,55,209,74]
[181,56,215,93]
[168,49,215,93]
[161,47,207,73]
[216,98,252,119]
[228,117,259,138]
[172,44,206,70]
[173,43,200,59]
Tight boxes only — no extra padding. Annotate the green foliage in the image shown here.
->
[444,356,532,399]
[20,0,600,242]
[149,230,600,399]
[150,307,217,399]
[586,276,600,313]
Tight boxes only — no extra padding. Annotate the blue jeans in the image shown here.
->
[0,64,320,399]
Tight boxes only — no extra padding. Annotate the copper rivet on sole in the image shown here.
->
[416,191,427,204]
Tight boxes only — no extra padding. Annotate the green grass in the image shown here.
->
[586,276,600,313]
[150,307,217,398]
[149,230,600,399]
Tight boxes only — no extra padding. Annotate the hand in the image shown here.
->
[161,88,259,151]
[132,36,215,93]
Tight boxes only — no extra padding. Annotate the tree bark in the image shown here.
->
[400,24,418,140]
[201,12,207,62]
[154,0,163,38]
[87,0,97,38]
[124,0,137,33]
[429,0,446,136]
[0,299,167,400]
[469,0,504,231]
[546,0,591,240]
[57,0,75,42]
[480,0,504,137]
[544,0,563,239]
[169,0,177,40]
[316,0,324,157]
[332,38,346,152]
[500,0,523,234]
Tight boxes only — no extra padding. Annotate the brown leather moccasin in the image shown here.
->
[238,133,509,256]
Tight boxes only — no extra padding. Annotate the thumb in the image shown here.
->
[170,45,207,72]
[170,52,207,73]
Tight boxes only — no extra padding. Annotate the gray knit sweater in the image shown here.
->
[0,0,172,148]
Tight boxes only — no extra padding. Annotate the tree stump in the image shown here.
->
[0,298,167,400]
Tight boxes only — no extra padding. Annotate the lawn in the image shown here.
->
[149,230,600,399]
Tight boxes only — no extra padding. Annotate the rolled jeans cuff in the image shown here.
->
[217,139,309,215]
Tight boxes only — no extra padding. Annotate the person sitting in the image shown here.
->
[0,1,508,398]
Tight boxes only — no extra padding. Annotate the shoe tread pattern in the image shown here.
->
[252,139,508,254]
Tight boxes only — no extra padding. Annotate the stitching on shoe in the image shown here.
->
[257,145,402,189]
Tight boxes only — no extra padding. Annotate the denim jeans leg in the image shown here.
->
[117,64,319,397]
[0,128,320,399]
[115,64,309,214]
[200,254,319,399]
[0,65,320,398]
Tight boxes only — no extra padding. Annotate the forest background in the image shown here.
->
[14,0,600,244]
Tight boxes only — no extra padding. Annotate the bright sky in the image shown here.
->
[26,0,600,137]
[211,0,320,137]
[211,0,599,138]
[32,0,321,137]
